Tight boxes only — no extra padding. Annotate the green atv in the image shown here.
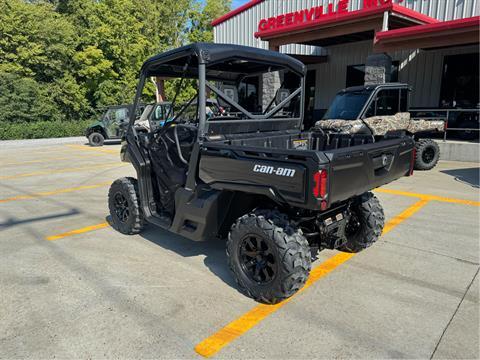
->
[86,103,171,146]
[86,105,131,146]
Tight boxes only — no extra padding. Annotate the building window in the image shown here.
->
[440,53,479,108]
[346,62,399,87]
[365,88,407,118]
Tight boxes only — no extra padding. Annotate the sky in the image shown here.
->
[232,0,250,9]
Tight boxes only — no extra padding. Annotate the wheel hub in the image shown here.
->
[113,192,130,223]
[239,235,276,284]
[422,147,435,163]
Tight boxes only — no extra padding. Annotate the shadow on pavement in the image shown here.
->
[106,215,240,292]
[0,209,80,229]
[441,167,480,188]
[82,140,121,146]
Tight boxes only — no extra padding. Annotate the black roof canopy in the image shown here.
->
[141,43,306,81]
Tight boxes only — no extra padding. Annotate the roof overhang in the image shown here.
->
[374,16,480,52]
[255,3,438,48]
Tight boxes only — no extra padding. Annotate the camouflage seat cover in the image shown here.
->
[315,112,444,136]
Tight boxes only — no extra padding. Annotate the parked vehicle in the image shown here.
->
[86,103,169,146]
[316,83,445,170]
[410,107,479,141]
[108,43,415,304]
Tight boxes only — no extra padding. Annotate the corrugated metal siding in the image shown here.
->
[310,42,479,109]
[312,40,374,109]
[396,44,479,107]
[213,0,479,109]
[213,0,479,52]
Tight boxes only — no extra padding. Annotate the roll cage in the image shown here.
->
[127,43,307,141]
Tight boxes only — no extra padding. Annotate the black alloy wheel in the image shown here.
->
[422,147,435,164]
[113,192,130,223]
[239,234,277,284]
[414,139,440,170]
[338,192,385,253]
[108,177,145,235]
[227,209,311,304]
[345,212,361,237]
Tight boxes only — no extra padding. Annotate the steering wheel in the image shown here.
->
[154,122,197,165]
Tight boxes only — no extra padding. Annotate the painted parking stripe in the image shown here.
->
[0,163,125,180]
[1,153,105,167]
[46,222,109,241]
[194,199,430,358]
[0,182,111,203]
[376,188,480,207]
[65,144,119,154]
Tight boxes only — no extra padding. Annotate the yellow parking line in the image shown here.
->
[376,188,480,207]
[0,163,125,180]
[65,144,119,154]
[194,199,430,358]
[382,199,430,233]
[46,222,109,241]
[194,253,354,358]
[0,182,111,203]
[1,153,104,167]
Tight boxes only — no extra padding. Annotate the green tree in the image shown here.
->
[0,72,61,122]
[188,0,231,43]
[0,0,231,136]
[0,0,91,121]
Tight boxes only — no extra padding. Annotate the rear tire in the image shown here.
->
[227,209,311,304]
[338,192,384,253]
[88,132,105,146]
[414,139,440,170]
[108,177,144,235]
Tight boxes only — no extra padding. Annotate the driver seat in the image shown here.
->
[149,125,197,216]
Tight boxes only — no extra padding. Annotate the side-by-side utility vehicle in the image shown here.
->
[86,103,171,146]
[316,83,445,170]
[108,43,415,304]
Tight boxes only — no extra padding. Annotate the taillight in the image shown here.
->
[444,121,448,130]
[409,147,416,176]
[313,169,328,198]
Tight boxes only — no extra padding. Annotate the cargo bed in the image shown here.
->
[199,131,415,210]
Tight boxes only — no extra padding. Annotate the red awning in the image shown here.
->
[374,16,480,52]
[255,3,437,39]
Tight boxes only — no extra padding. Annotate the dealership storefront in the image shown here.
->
[212,0,479,127]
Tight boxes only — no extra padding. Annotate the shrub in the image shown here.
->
[0,120,92,140]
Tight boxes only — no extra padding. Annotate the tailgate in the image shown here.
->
[326,137,414,205]
[198,146,308,205]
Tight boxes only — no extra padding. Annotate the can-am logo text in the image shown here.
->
[253,164,296,177]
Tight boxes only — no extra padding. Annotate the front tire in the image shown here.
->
[227,209,311,304]
[414,139,440,170]
[88,132,105,146]
[108,177,144,235]
[339,192,385,253]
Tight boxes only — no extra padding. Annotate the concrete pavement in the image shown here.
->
[0,139,478,359]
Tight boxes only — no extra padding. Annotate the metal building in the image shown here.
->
[212,0,479,127]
